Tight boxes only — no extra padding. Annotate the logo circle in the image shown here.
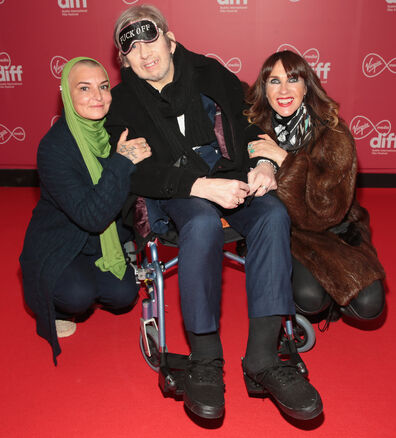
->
[50,56,68,79]
[0,52,11,69]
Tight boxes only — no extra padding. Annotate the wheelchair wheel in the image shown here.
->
[139,325,161,372]
[293,314,316,353]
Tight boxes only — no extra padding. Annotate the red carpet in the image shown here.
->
[1,187,395,437]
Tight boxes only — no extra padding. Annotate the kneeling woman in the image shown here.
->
[20,57,151,363]
[245,50,385,324]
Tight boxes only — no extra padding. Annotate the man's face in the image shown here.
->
[125,31,176,91]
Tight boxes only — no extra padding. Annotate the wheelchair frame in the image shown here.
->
[129,230,316,398]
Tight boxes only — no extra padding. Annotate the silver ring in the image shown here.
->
[262,185,268,191]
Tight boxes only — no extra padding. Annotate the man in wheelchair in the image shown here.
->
[106,4,322,422]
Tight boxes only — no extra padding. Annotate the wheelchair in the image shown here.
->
[126,223,316,399]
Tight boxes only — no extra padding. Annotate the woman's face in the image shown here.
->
[68,64,112,120]
[265,60,307,117]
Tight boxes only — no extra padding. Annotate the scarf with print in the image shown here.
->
[271,102,312,152]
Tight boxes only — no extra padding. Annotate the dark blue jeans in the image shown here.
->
[160,194,295,334]
[53,253,139,318]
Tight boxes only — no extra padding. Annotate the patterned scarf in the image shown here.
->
[271,102,312,152]
[61,57,126,280]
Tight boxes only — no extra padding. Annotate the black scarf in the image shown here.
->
[121,44,216,168]
[271,102,312,152]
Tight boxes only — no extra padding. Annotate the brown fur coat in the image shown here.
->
[273,121,385,306]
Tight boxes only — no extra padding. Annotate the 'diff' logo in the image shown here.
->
[350,115,396,155]
[0,123,26,144]
[362,53,396,78]
[58,0,88,16]
[277,43,331,83]
[206,53,242,74]
[0,52,23,88]
[50,56,68,79]
[386,0,396,12]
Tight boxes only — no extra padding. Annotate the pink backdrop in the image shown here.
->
[1,0,395,172]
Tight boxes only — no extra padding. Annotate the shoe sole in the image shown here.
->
[183,394,224,419]
[243,371,323,421]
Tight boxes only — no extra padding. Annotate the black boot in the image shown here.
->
[243,316,322,420]
[242,359,323,420]
[183,331,225,419]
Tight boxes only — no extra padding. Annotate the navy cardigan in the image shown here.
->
[20,116,136,363]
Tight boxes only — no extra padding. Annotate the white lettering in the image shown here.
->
[351,120,370,137]
[0,65,23,82]
[365,56,383,74]
[315,62,331,80]
[58,0,87,9]
[218,0,248,5]
[370,133,396,149]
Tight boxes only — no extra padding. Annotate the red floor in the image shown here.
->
[1,187,395,437]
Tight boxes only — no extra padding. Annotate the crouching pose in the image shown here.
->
[105,5,323,421]
[245,50,385,326]
[20,57,151,363]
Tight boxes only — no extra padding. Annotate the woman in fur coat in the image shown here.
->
[244,50,385,323]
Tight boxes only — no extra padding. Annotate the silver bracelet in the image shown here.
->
[256,158,278,174]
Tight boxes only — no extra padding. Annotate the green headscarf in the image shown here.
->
[61,57,126,280]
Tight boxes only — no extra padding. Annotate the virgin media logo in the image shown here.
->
[0,52,11,69]
[350,115,396,154]
[50,56,68,79]
[0,0,6,5]
[0,124,26,144]
[350,115,391,140]
[277,43,331,82]
[205,53,242,74]
[51,115,61,126]
[122,0,139,4]
[362,53,396,78]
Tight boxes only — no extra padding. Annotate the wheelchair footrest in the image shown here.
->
[158,353,189,399]
[279,339,308,376]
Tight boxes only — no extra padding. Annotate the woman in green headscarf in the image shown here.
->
[20,57,151,363]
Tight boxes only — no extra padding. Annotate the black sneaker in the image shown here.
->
[183,357,225,419]
[242,360,323,420]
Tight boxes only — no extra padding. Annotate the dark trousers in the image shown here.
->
[292,257,385,320]
[160,194,295,334]
[53,253,139,318]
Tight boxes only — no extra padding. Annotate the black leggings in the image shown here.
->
[292,258,385,320]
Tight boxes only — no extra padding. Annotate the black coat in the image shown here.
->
[105,45,262,202]
[20,116,136,363]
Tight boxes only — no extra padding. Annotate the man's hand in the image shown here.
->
[247,162,277,197]
[190,177,250,209]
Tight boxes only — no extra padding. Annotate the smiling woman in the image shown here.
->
[265,60,307,117]
[68,61,112,120]
[19,57,152,364]
[244,50,385,326]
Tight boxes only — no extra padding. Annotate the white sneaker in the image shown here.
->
[55,319,77,338]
